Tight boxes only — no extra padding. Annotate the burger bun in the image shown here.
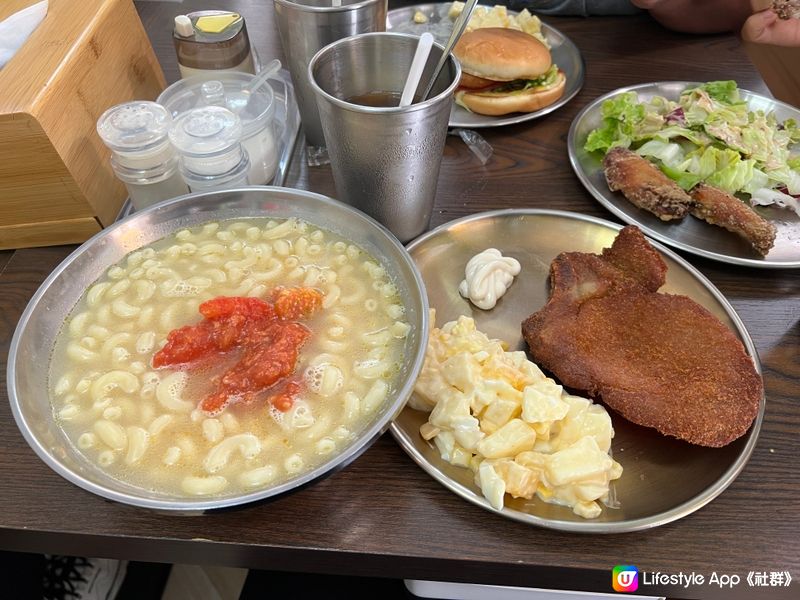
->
[454,28,553,81]
[456,70,567,117]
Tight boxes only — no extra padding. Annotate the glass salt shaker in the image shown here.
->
[96,101,190,211]
[169,106,251,192]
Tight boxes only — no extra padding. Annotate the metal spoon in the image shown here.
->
[419,0,479,101]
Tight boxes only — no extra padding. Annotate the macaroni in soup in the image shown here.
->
[48,218,410,497]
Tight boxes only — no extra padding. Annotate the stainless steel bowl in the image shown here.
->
[7,186,428,513]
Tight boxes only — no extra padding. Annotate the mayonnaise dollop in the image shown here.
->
[458,248,521,310]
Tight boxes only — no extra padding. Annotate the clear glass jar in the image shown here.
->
[169,106,251,192]
[157,72,279,185]
[110,156,190,210]
[96,101,190,210]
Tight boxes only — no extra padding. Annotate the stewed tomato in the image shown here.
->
[152,289,323,414]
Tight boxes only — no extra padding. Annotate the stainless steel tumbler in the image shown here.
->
[273,0,387,148]
[308,32,460,242]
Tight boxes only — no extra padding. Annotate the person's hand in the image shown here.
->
[630,0,755,34]
[742,6,800,46]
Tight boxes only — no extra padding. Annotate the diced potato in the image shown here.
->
[472,377,522,414]
[480,397,521,434]
[521,382,568,424]
[433,431,456,463]
[515,450,547,472]
[476,419,536,459]
[493,459,539,499]
[441,352,481,395]
[419,422,440,441]
[573,501,602,519]
[415,315,621,520]
[545,437,613,487]
[429,394,473,430]
[478,460,506,510]
[450,444,473,468]
[451,416,485,451]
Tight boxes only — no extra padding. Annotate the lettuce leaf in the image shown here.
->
[584,92,651,153]
[489,65,560,94]
[699,80,741,105]
[658,164,703,191]
[635,140,685,167]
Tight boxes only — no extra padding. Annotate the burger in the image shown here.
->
[453,27,566,117]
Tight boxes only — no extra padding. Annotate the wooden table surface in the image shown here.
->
[0,2,798,598]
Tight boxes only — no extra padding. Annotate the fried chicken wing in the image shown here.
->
[690,183,777,256]
[602,146,694,221]
[521,226,762,447]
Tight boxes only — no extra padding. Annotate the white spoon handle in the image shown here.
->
[399,33,434,107]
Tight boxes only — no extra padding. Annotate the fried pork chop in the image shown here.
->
[603,146,694,221]
[521,226,762,447]
[690,183,777,256]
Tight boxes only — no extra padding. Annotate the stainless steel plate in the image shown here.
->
[568,81,800,268]
[8,187,428,513]
[391,209,765,533]
[387,3,584,128]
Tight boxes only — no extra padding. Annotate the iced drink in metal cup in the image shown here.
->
[308,32,460,242]
[273,0,387,150]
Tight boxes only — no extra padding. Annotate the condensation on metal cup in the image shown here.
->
[272,0,387,158]
[308,32,461,243]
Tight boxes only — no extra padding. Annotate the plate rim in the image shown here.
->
[386,2,586,128]
[567,81,800,269]
[392,208,765,533]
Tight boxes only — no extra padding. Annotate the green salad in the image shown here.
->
[584,81,800,216]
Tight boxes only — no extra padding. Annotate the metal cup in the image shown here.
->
[273,0,387,149]
[308,32,460,242]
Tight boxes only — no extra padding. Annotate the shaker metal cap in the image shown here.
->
[173,10,252,70]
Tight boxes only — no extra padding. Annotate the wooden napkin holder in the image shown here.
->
[0,0,166,250]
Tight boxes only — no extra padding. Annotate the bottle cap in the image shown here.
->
[172,10,252,71]
[169,106,245,176]
[157,72,277,140]
[97,101,172,152]
[96,101,176,169]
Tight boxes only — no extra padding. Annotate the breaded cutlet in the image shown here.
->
[603,147,694,221]
[690,183,777,256]
[521,226,762,447]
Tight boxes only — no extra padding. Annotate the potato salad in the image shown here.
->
[411,314,622,519]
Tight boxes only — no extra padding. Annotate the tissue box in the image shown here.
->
[0,0,166,250]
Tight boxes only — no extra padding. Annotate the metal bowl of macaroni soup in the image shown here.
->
[7,186,428,512]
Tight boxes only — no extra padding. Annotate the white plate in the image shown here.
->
[568,81,800,268]
[387,3,584,128]
[391,209,764,533]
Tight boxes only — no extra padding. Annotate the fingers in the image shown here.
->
[742,8,780,43]
[742,10,800,46]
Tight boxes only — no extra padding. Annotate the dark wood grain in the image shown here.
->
[0,2,797,599]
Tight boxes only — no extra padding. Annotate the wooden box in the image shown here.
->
[0,0,166,250]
